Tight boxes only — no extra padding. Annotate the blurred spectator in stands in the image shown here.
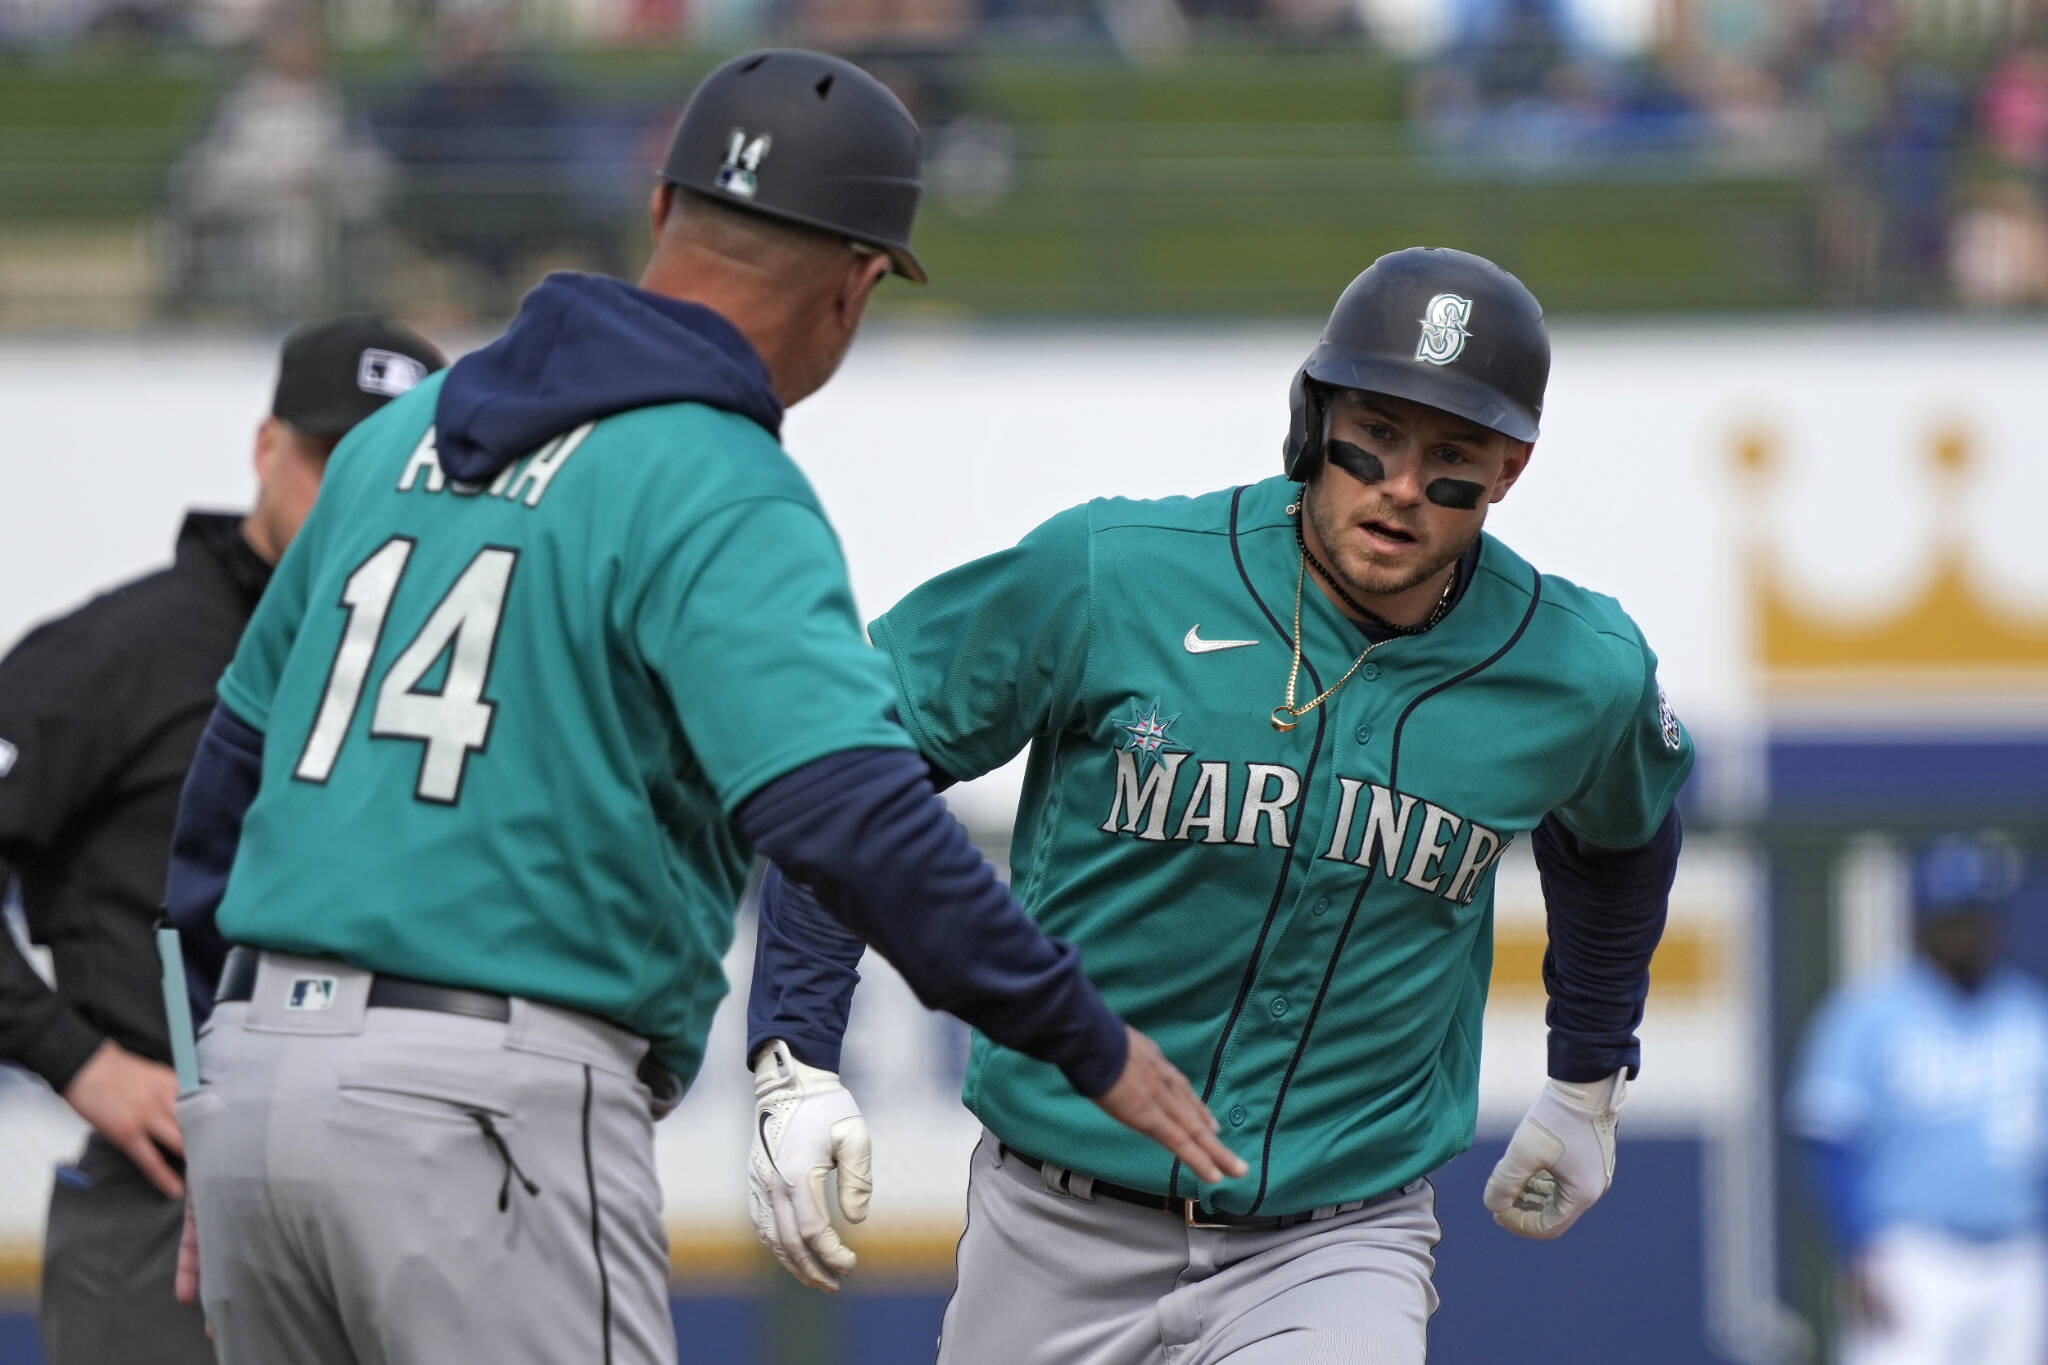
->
[789,0,969,49]
[378,5,612,320]
[1407,0,1597,170]
[1876,60,1966,299]
[1804,17,1887,298]
[851,52,1017,215]
[1461,0,1578,101]
[1261,0,1353,40]
[1806,14,1966,304]
[1981,39,2048,178]
[1659,2,1805,168]
[1790,833,2048,1365]
[160,12,392,321]
[1949,180,2048,308]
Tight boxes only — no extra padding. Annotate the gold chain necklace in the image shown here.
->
[1270,552,1455,734]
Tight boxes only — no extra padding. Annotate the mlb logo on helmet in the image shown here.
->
[1415,293,1475,366]
[357,349,428,399]
[716,128,773,199]
[287,976,339,1011]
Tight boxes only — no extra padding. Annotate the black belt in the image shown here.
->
[996,1143,1393,1231]
[215,946,511,1024]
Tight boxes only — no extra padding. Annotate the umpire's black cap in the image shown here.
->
[1283,248,1549,480]
[271,315,447,438]
[658,49,928,284]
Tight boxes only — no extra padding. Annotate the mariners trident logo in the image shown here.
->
[1415,293,1474,366]
[1118,700,1183,769]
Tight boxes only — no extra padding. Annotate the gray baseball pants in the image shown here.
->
[937,1133,1440,1365]
[177,952,675,1365]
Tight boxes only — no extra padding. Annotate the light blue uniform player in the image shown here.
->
[1791,834,2048,1365]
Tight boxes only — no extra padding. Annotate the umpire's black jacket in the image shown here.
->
[0,512,268,1091]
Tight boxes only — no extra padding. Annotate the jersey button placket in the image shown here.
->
[1227,1105,1248,1128]
[1269,996,1290,1019]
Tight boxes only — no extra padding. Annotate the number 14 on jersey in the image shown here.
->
[293,536,519,804]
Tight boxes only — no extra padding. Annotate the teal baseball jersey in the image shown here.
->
[214,374,909,1086]
[869,474,1694,1215]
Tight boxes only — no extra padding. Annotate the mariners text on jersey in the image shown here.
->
[1101,755,1507,907]
[869,475,1693,1215]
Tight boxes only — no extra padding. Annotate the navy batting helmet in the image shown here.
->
[1282,248,1549,480]
[659,49,927,283]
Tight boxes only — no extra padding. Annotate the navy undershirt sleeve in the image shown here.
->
[736,748,1127,1097]
[750,863,866,1073]
[164,702,264,1021]
[1532,805,1681,1082]
[746,753,965,1072]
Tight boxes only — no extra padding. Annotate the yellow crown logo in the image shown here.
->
[1738,425,2048,693]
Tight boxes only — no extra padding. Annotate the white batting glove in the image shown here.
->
[1482,1070,1627,1240]
[748,1040,872,1292]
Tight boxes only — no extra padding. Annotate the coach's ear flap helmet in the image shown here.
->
[659,49,928,284]
[1282,247,1550,480]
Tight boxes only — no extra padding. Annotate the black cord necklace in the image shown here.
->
[1293,512,1455,637]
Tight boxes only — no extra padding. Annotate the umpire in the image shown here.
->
[0,315,443,1365]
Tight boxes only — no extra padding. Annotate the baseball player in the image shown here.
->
[746,247,1695,1362]
[162,50,1236,1365]
[1790,833,2048,1365]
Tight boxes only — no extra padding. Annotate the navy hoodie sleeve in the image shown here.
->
[165,703,265,1020]
[1532,806,1681,1082]
[735,748,1128,1098]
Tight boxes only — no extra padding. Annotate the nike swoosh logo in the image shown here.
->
[759,1109,782,1179]
[1185,627,1259,654]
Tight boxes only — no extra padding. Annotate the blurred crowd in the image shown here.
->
[1409,0,2048,305]
[7,0,2048,315]
[157,8,640,320]
[146,11,1011,320]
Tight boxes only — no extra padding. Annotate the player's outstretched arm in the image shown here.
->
[735,748,1243,1180]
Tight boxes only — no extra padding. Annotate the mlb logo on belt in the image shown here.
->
[287,976,339,1011]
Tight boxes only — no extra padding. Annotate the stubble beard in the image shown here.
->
[1304,481,1478,606]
